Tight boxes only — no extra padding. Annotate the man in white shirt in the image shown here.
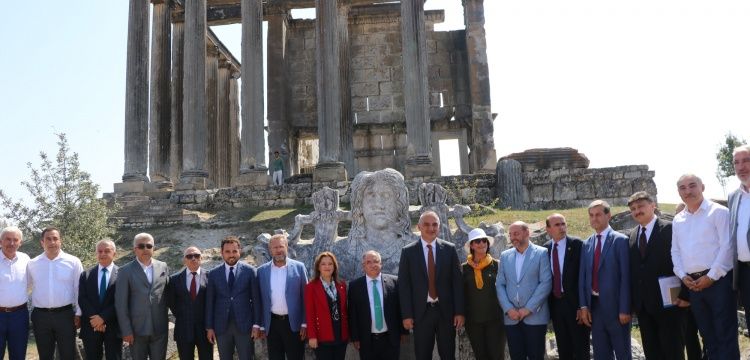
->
[731,145,750,337]
[0,226,31,360]
[27,226,84,360]
[671,174,738,359]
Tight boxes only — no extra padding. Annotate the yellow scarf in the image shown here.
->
[467,254,493,289]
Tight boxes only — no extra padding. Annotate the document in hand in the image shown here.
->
[658,276,682,308]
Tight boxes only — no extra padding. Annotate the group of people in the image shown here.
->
[1,145,750,360]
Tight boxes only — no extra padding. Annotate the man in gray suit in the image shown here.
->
[732,145,750,329]
[496,221,552,360]
[115,233,170,360]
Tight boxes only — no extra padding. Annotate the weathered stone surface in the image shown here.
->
[500,147,590,172]
[495,159,524,209]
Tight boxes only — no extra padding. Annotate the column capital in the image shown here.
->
[206,43,220,56]
[218,57,232,69]
[230,69,241,79]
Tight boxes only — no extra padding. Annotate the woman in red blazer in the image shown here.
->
[304,251,349,360]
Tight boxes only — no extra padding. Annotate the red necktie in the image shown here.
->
[427,244,437,299]
[552,243,562,298]
[592,235,602,293]
[639,227,648,259]
[190,272,197,301]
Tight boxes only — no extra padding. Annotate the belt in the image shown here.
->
[426,301,439,308]
[591,291,599,297]
[34,304,72,312]
[688,269,710,280]
[371,331,389,339]
[740,261,750,267]
[271,313,289,320]
[0,303,26,313]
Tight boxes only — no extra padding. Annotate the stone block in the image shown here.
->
[575,182,595,199]
[405,163,435,178]
[114,181,146,194]
[379,81,395,95]
[234,172,270,187]
[350,56,378,70]
[313,164,347,182]
[379,110,404,123]
[554,182,577,201]
[351,82,380,97]
[175,177,207,190]
[529,184,553,202]
[355,111,380,124]
[352,97,367,112]
[624,171,642,179]
[367,95,392,111]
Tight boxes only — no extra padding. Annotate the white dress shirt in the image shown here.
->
[515,247,527,282]
[270,264,288,315]
[671,199,732,281]
[0,251,30,307]
[549,238,566,292]
[366,273,388,333]
[184,268,202,294]
[136,258,154,284]
[736,189,750,262]
[28,251,83,315]
[97,263,115,291]
[420,238,438,302]
[640,215,658,244]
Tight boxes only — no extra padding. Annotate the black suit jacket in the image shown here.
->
[544,236,584,312]
[78,264,120,339]
[629,218,686,313]
[166,268,208,343]
[348,273,405,348]
[398,239,464,321]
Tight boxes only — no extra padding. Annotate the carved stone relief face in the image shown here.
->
[362,181,398,231]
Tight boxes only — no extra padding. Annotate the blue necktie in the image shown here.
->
[99,268,108,303]
[228,266,235,289]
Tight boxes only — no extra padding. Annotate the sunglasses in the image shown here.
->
[185,254,201,260]
[471,238,489,244]
[136,243,154,250]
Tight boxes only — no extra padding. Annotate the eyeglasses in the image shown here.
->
[185,254,200,260]
[472,238,489,244]
[136,243,154,250]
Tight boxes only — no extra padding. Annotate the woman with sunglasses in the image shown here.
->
[462,228,506,360]
[304,252,349,360]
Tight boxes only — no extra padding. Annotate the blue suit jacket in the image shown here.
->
[496,243,552,325]
[579,229,630,317]
[205,262,261,336]
[257,258,308,332]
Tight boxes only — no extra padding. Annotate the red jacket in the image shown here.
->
[304,278,349,343]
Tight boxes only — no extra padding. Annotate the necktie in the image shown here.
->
[372,279,384,331]
[592,234,602,293]
[552,243,562,298]
[99,268,108,303]
[639,227,648,259]
[427,244,437,299]
[228,266,235,290]
[190,272,197,301]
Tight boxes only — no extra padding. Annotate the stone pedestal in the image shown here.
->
[175,174,207,190]
[313,162,347,183]
[114,181,146,194]
[404,162,435,179]
[234,170,270,187]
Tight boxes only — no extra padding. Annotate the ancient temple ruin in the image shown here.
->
[114,0,497,194]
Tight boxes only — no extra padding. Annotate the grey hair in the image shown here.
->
[0,226,23,241]
[733,144,750,156]
[362,250,382,262]
[269,234,289,246]
[96,239,116,252]
[133,233,154,247]
[676,173,703,187]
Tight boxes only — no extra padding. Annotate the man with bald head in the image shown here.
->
[731,145,750,331]
[398,211,464,360]
[0,226,30,360]
[671,174,737,359]
[166,246,212,359]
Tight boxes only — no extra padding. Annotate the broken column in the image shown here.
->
[206,44,219,187]
[148,0,172,188]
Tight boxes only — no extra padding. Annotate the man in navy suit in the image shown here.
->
[579,200,631,360]
[206,236,261,360]
[166,246,212,360]
[496,221,552,359]
[256,234,308,360]
[349,250,406,360]
[78,239,122,360]
[398,211,464,360]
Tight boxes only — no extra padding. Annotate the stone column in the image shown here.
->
[148,0,172,188]
[228,70,241,186]
[170,11,184,182]
[464,0,496,173]
[179,0,209,189]
[313,0,347,182]
[206,44,219,188]
[401,0,434,178]
[338,5,355,176]
[217,59,232,188]
[118,0,150,192]
[266,7,291,178]
[236,0,268,186]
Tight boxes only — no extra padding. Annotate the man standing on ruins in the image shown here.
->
[271,151,284,186]
[398,211,464,360]
[671,174,738,359]
[0,226,31,360]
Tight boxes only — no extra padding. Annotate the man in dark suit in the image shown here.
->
[349,250,405,360]
[543,214,589,360]
[731,145,750,331]
[115,233,170,360]
[78,239,122,360]
[398,211,464,360]
[166,246,212,360]
[206,236,261,360]
[578,200,631,360]
[627,191,686,360]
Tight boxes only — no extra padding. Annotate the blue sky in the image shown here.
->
[2,0,749,205]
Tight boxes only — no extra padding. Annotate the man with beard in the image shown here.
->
[257,234,308,360]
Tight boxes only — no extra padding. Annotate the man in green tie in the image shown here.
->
[347,251,406,360]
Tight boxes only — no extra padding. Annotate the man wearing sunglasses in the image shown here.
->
[167,247,212,360]
[115,233,170,360]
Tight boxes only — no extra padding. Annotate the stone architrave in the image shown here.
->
[148,0,172,187]
[266,7,291,178]
[180,0,209,189]
[206,44,220,187]
[170,12,185,183]
[313,0,347,182]
[216,59,232,188]
[120,0,150,188]
[236,0,268,186]
[401,0,434,178]
[464,0,497,173]
[228,70,241,185]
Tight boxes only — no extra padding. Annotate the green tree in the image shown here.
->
[0,133,119,264]
[716,132,747,195]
